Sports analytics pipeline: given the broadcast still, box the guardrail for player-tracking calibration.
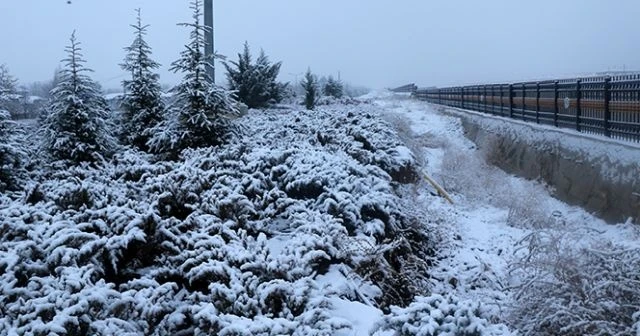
[390,83,418,93]
[413,74,640,142]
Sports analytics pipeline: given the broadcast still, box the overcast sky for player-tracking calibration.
[1,0,639,90]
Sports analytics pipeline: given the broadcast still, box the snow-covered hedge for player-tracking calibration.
[0,102,438,335]
[372,294,510,336]
[509,228,640,335]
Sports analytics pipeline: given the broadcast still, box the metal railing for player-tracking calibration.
[413,74,640,142]
[390,83,417,93]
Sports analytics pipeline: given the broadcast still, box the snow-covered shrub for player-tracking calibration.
[382,112,429,166]
[438,141,521,207]
[509,228,640,335]
[505,185,552,229]
[0,97,439,334]
[439,145,485,195]
[311,106,421,184]
[372,294,509,336]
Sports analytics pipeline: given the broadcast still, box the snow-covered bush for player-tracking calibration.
[509,227,640,335]
[40,32,116,164]
[372,294,509,336]
[505,186,551,229]
[1,98,440,334]
[438,145,489,196]
[310,106,421,184]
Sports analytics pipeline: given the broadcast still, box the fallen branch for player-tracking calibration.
[423,172,454,204]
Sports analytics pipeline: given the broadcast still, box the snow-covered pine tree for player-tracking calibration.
[0,65,24,190]
[224,42,254,106]
[120,8,165,152]
[323,76,343,99]
[0,109,21,191]
[301,68,317,110]
[255,49,288,106]
[40,31,116,164]
[149,0,238,153]
[0,64,19,118]
[224,41,287,108]
[0,64,18,102]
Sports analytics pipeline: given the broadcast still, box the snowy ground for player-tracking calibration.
[2,92,639,335]
[372,92,640,335]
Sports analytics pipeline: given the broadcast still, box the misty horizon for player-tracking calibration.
[1,0,639,90]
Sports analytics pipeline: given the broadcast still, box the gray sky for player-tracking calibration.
[1,0,639,90]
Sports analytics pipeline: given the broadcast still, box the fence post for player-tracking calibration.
[500,85,504,116]
[509,84,514,118]
[490,85,495,115]
[535,82,540,123]
[483,85,489,113]
[461,87,465,109]
[438,89,441,105]
[576,79,582,132]
[522,83,526,120]
[553,81,559,127]
[603,77,611,137]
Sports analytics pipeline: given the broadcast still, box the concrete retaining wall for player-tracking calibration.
[441,107,640,224]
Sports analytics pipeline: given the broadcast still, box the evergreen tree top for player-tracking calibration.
[121,8,160,75]
[120,8,165,152]
[41,31,115,164]
[171,0,214,85]
[0,64,18,99]
[224,41,286,109]
[53,31,100,98]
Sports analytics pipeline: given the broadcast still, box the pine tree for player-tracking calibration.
[255,49,288,105]
[120,8,165,152]
[0,66,25,190]
[40,31,116,164]
[301,68,317,110]
[0,64,19,118]
[0,64,18,102]
[0,108,20,191]
[149,0,238,153]
[224,41,287,109]
[323,76,343,99]
[225,42,253,107]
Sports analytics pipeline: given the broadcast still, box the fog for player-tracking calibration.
[1,0,639,89]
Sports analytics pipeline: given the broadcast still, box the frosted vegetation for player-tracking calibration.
[379,96,640,336]
[1,90,509,333]
[1,1,640,335]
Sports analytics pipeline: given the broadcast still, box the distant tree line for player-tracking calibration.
[0,0,369,187]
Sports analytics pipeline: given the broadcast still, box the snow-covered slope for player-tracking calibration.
[377,94,640,335]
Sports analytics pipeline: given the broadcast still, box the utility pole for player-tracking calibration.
[204,0,215,83]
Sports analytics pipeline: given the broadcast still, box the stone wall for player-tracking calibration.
[442,107,640,224]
